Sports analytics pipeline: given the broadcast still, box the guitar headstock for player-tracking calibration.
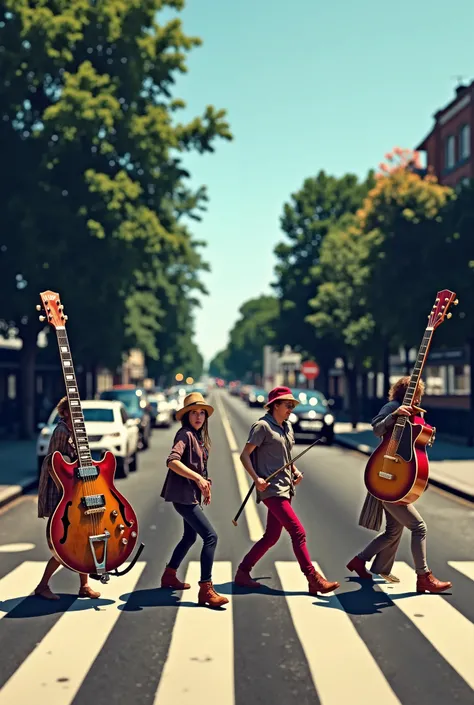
[428,289,458,329]
[36,290,68,328]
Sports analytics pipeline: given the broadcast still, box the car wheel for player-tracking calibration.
[115,456,129,479]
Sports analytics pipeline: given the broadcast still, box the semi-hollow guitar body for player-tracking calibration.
[48,450,139,574]
[364,419,435,505]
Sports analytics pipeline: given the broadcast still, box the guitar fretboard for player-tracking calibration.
[56,329,92,467]
[387,327,433,457]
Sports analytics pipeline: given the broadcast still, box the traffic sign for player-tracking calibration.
[301,360,320,380]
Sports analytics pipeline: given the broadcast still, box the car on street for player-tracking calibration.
[248,387,266,407]
[148,391,173,428]
[289,390,335,444]
[36,400,139,478]
[99,386,152,450]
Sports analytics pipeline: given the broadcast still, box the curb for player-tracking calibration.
[0,478,38,510]
[335,437,474,504]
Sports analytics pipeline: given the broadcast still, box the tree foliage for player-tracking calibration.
[0,0,231,434]
[209,296,279,381]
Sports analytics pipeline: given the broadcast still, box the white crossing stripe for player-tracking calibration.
[153,561,234,705]
[214,394,264,541]
[276,561,401,705]
[448,561,474,582]
[0,562,146,705]
[0,562,62,620]
[379,562,474,690]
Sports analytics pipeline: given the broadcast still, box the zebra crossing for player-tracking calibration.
[0,559,473,705]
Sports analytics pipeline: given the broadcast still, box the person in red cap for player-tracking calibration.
[234,386,340,595]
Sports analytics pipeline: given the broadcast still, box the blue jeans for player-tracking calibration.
[169,503,218,582]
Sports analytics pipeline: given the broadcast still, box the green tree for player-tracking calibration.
[272,171,374,389]
[0,1,231,435]
[356,148,454,384]
[222,295,279,382]
[208,350,229,380]
[307,215,376,425]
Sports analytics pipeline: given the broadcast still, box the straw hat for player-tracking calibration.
[176,391,214,421]
[264,386,299,410]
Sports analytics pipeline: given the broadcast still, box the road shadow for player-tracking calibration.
[314,577,453,615]
[1,594,116,618]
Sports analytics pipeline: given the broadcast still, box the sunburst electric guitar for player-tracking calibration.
[37,290,144,582]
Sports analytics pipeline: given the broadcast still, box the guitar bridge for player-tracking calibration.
[88,529,110,574]
[383,455,400,463]
[378,471,395,480]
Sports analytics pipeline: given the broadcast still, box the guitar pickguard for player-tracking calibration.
[397,424,414,463]
[59,501,72,544]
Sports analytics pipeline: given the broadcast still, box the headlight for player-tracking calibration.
[324,414,334,425]
[289,413,297,423]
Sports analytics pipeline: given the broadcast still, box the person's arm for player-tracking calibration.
[291,463,303,484]
[372,402,414,438]
[240,437,269,491]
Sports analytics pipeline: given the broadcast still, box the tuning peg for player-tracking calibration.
[39,315,46,322]
[454,299,459,305]
[36,305,41,311]
[63,315,68,320]
[447,313,452,319]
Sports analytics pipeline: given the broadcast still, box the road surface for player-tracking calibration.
[0,389,472,705]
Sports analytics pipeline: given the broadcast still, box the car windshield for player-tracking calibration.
[100,390,141,414]
[83,408,115,423]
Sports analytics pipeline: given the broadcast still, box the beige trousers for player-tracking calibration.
[358,502,428,575]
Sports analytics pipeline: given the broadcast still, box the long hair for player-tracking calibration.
[388,376,425,403]
[181,411,211,452]
[57,396,70,418]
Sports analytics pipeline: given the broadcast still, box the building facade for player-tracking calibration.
[416,81,473,188]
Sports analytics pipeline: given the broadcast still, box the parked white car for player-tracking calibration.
[36,400,139,479]
[148,392,173,428]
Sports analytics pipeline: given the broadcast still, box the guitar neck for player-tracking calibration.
[55,329,92,467]
[402,327,433,406]
[388,326,434,452]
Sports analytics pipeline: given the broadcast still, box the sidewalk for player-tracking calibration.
[0,440,38,508]
[334,422,474,502]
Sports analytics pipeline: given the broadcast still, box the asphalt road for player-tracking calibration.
[0,389,473,705]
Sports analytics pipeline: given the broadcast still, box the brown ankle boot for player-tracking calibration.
[234,567,262,589]
[78,585,101,599]
[416,571,452,594]
[307,570,340,595]
[346,556,372,580]
[198,581,229,607]
[161,566,190,590]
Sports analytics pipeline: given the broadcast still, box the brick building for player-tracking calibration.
[416,81,473,188]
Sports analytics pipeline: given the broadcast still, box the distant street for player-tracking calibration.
[0,389,473,705]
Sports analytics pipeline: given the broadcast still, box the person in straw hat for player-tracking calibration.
[160,391,228,608]
[234,386,340,595]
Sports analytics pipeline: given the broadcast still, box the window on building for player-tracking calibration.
[459,124,470,160]
[445,135,456,168]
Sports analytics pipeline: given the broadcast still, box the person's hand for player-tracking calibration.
[255,477,269,492]
[203,487,212,505]
[393,405,414,417]
[196,477,211,500]
[293,470,304,486]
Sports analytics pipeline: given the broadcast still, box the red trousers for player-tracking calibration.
[239,496,314,576]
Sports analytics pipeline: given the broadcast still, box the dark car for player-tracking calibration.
[289,391,335,445]
[248,387,266,407]
[99,386,152,451]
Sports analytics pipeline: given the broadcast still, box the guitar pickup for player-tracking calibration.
[383,455,400,463]
[81,494,106,510]
[378,471,395,480]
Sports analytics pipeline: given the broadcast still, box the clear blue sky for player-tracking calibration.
[164,0,474,365]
